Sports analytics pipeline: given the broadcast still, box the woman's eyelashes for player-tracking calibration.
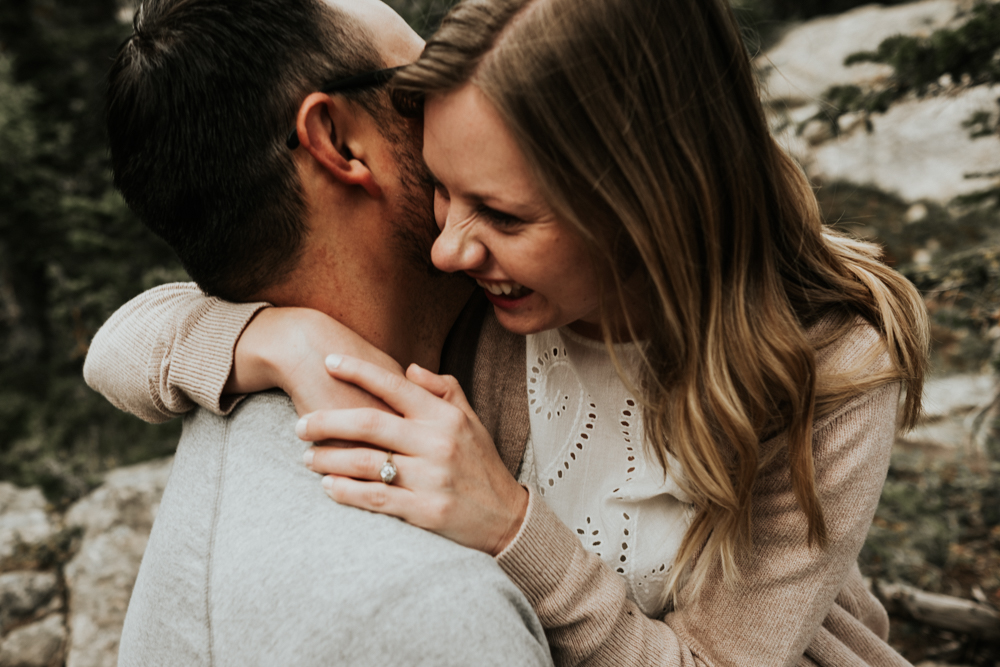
[475,204,523,228]
[430,177,523,228]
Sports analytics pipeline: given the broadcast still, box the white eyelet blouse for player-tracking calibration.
[517,326,695,619]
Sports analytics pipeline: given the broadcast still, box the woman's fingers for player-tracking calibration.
[305,445,408,486]
[321,475,416,519]
[296,408,420,456]
[405,364,476,419]
[325,354,433,417]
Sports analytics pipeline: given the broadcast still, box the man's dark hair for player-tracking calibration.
[106,0,383,300]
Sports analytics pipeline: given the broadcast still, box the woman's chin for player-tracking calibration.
[491,305,551,337]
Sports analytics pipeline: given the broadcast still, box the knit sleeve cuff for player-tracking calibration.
[495,487,582,605]
[159,299,270,416]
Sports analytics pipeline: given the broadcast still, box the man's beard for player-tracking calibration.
[384,123,445,278]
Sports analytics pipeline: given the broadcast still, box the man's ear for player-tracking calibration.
[293,93,382,199]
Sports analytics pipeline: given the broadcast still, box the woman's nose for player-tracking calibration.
[431,215,489,274]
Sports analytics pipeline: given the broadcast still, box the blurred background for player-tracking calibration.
[0,0,998,664]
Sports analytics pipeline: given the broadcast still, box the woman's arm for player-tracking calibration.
[84,283,268,422]
[84,283,399,423]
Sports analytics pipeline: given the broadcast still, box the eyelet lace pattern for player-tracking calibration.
[518,327,695,618]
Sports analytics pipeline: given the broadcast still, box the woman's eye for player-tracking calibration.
[478,205,522,228]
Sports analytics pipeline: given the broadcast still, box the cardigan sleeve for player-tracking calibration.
[496,360,903,666]
[83,282,269,423]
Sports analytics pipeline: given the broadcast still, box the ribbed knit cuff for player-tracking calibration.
[495,487,582,606]
[168,299,270,416]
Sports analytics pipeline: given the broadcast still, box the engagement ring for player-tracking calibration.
[379,453,397,485]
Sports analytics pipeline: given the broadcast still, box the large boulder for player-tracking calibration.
[0,571,59,634]
[0,613,66,667]
[901,373,998,451]
[758,0,962,104]
[759,0,1000,206]
[0,484,55,563]
[62,458,172,667]
[778,85,1000,204]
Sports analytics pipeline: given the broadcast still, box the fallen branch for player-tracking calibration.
[869,579,1000,639]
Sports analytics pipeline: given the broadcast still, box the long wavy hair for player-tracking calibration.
[393,0,929,597]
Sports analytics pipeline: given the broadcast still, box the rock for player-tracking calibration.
[901,373,997,450]
[62,458,171,667]
[0,485,54,563]
[0,614,66,667]
[757,0,960,104]
[0,572,59,634]
[780,85,1000,204]
[759,0,1000,206]
[921,373,995,420]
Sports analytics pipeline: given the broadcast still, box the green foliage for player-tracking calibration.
[846,2,1000,93]
[817,181,1000,373]
[860,453,1000,606]
[734,0,913,22]
[963,108,999,139]
[818,1,1000,124]
[816,84,897,125]
[811,2,1000,207]
[0,0,185,505]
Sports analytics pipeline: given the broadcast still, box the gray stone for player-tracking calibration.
[794,85,1000,204]
[63,458,172,667]
[0,484,54,563]
[757,0,961,104]
[921,373,995,421]
[0,572,59,634]
[0,614,66,667]
[900,373,997,451]
[760,1,1000,206]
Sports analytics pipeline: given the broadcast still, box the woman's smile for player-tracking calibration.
[475,278,531,299]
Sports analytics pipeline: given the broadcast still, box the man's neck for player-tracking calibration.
[266,252,474,373]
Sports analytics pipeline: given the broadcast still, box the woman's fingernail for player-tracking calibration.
[326,354,342,371]
[322,475,335,491]
[302,448,314,467]
[296,416,309,438]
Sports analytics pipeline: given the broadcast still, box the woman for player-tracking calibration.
[88,0,928,663]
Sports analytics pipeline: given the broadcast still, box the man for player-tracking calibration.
[89,0,548,664]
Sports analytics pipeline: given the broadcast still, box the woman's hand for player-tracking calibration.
[224,307,402,416]
[296,355,529,556]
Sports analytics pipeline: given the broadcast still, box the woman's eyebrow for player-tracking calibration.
[425,166,534,213]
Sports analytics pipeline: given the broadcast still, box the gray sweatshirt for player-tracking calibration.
[118,392,551,666]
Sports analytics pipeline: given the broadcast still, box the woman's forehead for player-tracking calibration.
[423,85,537,203]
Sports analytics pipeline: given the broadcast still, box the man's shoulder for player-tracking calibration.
[125,391,550,666]
[182,389,295,434]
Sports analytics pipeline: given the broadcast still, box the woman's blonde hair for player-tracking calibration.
[394,0,929,597]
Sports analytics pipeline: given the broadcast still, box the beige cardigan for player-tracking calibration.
[84,282,912,667]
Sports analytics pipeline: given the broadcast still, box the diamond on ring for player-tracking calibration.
[379,454,397,485]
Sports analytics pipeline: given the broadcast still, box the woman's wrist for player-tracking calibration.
[490,483,530,557]
[224,306,286,395]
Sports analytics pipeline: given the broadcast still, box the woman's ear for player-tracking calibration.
[293,92,382,199]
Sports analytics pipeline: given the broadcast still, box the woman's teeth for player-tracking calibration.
[476,279,529,298]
